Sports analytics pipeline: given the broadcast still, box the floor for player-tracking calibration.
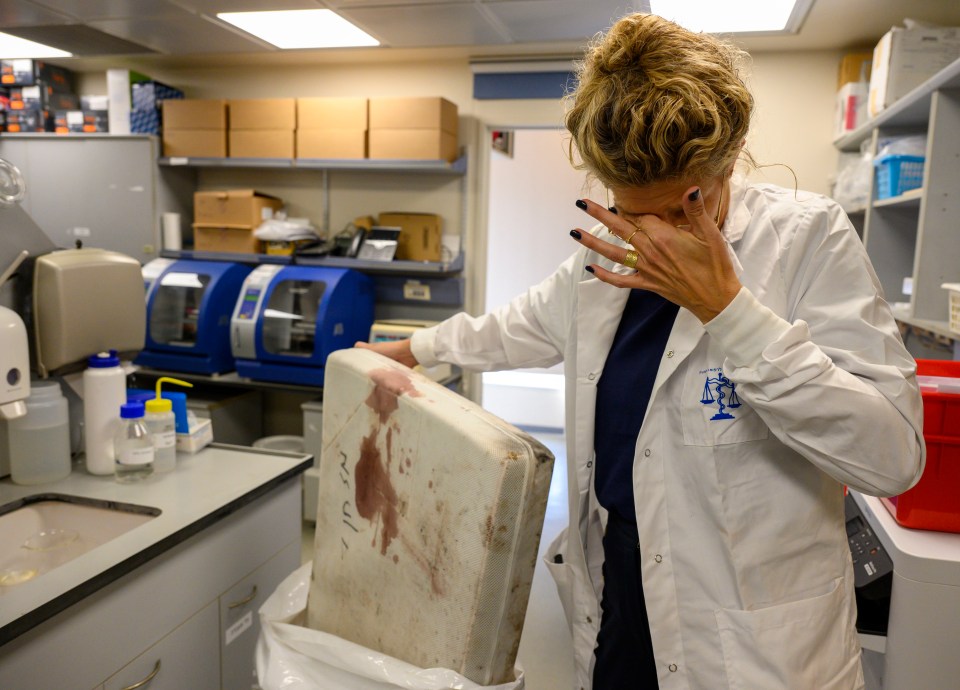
[299,430,576,690]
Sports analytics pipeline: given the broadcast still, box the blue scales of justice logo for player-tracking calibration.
[700,370,741,420]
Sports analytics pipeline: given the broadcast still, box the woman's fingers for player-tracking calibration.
[569,228,638,267]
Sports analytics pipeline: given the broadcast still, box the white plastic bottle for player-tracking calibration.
[114,401,154,483]
[144,377,192,473]
[83,350,126,475]
[8,380,71,485]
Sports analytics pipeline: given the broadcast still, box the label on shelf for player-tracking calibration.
[403,280,432,301]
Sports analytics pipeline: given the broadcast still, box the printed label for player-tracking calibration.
[403,280,431,301]
[225,610,253,646]
[118,445,154,466]
[154,430,176,449]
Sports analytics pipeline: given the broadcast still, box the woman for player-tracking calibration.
[360,13,924,690]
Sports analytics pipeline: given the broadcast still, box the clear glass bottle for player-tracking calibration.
[114,401,154,483]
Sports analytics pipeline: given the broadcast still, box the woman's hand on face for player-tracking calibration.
[354,339,420,368]
[571,186,742,323]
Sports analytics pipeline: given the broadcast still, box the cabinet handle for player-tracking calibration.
[228,584,258,609]
[120,659,161,690]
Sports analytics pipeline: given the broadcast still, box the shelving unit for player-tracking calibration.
[833,57,960,356]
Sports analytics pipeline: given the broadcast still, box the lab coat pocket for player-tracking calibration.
[715,578,863,690]
[681,364,768,446]
[544,532,575,630]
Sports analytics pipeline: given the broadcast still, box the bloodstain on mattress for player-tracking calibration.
[365,367,423,423]
[356,429,399,555]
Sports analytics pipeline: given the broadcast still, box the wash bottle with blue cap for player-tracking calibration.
[145,377,192,472]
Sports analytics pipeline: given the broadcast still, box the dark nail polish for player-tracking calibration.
[575,199,588,210]
[570,229,582,240]
[688,188,701,202]
[585,265,595,274]
[608,206,618,214]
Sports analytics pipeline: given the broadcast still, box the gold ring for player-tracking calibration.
[625,229,639,244]
[622,250,639,269]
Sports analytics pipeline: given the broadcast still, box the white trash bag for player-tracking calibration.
[257,564,525,690]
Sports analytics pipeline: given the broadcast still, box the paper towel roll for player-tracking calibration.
[162,212,182,250]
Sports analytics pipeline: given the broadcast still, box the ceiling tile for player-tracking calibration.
[88,13,272,54]
[481,0,626,43]
[169,0,325,13]
[27,0,184,20]
[338,3,511,46]
[0,0,74,27]
[2,24,158,55]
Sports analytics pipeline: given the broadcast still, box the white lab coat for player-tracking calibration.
[411,174,925,690]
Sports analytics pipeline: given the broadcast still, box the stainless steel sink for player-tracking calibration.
[0,494,160,591]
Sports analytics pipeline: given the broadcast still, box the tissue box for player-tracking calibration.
[176,417,213,453]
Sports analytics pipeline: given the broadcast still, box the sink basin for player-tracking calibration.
[0,494,160,591]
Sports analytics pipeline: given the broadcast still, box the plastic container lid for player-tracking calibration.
[88,350,120,368]
[120,401,145,419]
[145,397,172,414]
[26,380,63,401]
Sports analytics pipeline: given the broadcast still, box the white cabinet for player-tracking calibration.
[0,478,302,690]
[834,57,960,356]
[220,541,300,690]
[104,601,220,690]
[0,134,193,264]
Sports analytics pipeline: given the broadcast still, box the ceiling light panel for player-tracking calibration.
[217,9,379,48]
[649,0,805,34]
[0,31,71,58]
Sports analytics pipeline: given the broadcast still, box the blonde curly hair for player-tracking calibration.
[565,13,753,188]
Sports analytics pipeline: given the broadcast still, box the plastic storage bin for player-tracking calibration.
[881,359,960,533]
[873,154,924,199]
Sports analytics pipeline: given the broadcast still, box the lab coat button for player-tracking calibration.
[643,449,651,457]
[586,461,593,468]
[654,554,663,563]
[587,373,596,381]
[666,350,675,358]
[669,663,678,672]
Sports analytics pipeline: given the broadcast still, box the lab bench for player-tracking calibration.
[0,444,311,690]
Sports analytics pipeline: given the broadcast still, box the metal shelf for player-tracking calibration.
[834,56,960,152]
[158,154,467,176]
[159,248,464,277]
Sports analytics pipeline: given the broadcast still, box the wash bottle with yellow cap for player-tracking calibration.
[145,377,193,473]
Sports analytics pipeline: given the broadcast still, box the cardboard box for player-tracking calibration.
[378,212,442,262]
[296,129,366,159]
[9,84,78,111]
[369,97,457,133]
[369,128,458,162]
[229,129,295,158]
[162,129,228,157]
[868,26,960,118]
[5,109,51,132]
[162,99,228,129]
[192,226,263,254]
[54,109,109,134]
[1,59,75,90]
[297,98,368,129]
[837,51,873,88]
[834,81,869,140]
[194,189,283,228]
[229,98,296,130]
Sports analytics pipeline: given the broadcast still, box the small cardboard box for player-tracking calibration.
[837,51,873,88]
[297,97,368,129]
[369,97,458,133]
[868,26,960,117]
[194,189,283,228]
[229,129,295,158]
[162,99,228,129]
[378,212,442,262]
[229,98,296,130]
[162,129,227,157]
[192,226,262,254]
[369,128,458,162]
[296,129,367,159]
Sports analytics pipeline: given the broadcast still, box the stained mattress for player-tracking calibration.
[307,348,555,685]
